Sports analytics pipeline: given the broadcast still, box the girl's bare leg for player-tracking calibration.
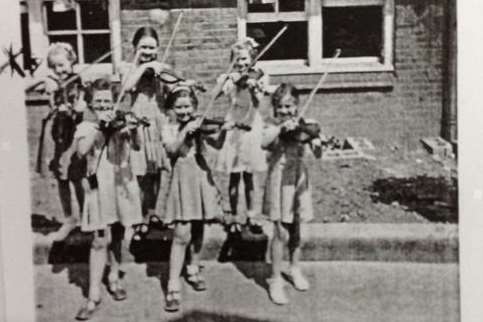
[269,222,289,304]
[88,230,108,301]
[72,179,85,214]
[228,172,241,216]
[287,220,309,291]
[57,179,72,218]
[168,222,192,291]
[242,172,254,212]
[185,221,206,291]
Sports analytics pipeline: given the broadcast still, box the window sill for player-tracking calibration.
[73,63,114,81]
[258,60,394,76]
[267,69,395,92]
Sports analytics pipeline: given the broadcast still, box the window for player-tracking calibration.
[237,0,394,74]
[43,0,111,64]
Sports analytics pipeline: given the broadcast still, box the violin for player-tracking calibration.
[142,66,207,92]
[185,115,251,136]
[52,74,83,109]
[228,67,265,90]
[278,117,321,143]
[99,110,150,136]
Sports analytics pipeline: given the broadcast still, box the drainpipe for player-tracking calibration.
[442,0,457,147]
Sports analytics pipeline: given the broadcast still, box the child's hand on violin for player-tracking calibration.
[222,120,236,131]
[281,118,298,132]
[123,113,139,131]
[98,110,115,124]
[184,118,201,136]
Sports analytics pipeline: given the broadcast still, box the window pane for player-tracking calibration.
[49,35,78,58]
[247,21,307,60]
[45,2,76,31]
[83,34,111,63]
[322,6,382,58]
[80,1,109,29]
[279,0,304,12]
[247,2,275,13]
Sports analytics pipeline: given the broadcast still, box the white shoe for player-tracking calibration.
[268,277,288,305]
[287,267,310,291]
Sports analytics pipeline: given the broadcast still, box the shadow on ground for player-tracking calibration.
[167,310,276,322]
[370,175,458,223]
[31,213,62,235]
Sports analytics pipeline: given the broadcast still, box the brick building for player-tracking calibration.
[20,0,457,148]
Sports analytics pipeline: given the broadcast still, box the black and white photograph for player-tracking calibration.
[1,0,477,321]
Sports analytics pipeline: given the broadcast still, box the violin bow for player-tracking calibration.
[199,58,237,123]
[114,50,141,110]
[251,23,288,67]
[297,49,341,120]
[160,11,184,64]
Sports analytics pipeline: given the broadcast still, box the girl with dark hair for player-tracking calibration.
[161,85,230,312]
[73,78,143,320]
[120,26,172,238]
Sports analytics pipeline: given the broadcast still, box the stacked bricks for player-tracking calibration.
[120,1,449,148]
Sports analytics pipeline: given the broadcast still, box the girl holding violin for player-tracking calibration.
[214,38,268,234]
[42,42,86,240]
[161,84,230,312]
[73,78,144,320]
[262,83,322,305]
[120,26,173,238]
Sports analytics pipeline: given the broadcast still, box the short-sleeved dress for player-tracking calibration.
[74,121,143,231]
[214,71,268,174]
[159,122,223,223]
[262,120,320,224]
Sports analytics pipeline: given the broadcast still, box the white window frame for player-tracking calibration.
[237,0,394,75]
[36,0,121,75]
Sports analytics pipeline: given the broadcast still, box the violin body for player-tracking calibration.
[52,74,83,107]
[141,66,207,92]
[279,118,321,143]
[185,115,251,137]
[229,67,265,90]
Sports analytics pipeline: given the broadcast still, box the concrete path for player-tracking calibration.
[35,261,459,322]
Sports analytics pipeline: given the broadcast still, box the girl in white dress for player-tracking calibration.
[73,78,143,320]
[214,38,268,233]
[162,85,230,312]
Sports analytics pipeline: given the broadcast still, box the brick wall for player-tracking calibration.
[120,0,450,149]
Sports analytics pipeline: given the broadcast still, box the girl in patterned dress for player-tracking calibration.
[120,27,171,236]
[262,83,322,305]
[73,78,143,320]
[162,85,230,312]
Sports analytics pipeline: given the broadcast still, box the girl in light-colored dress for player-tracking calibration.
[120,27,171,235]
[73,78,143,320]
[262,83,322,305]
[214,38,268,233]
[161,85,230,312]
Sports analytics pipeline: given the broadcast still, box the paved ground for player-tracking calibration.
[35,261,459,322]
